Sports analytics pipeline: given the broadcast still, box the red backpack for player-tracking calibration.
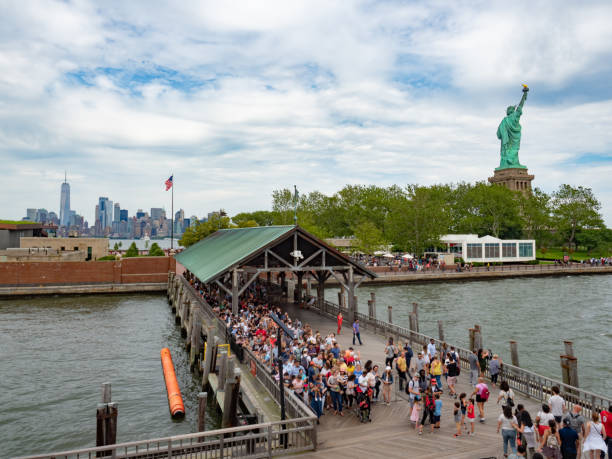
[479,385,490,401]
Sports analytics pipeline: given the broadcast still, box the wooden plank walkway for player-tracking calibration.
[281,302,543,458]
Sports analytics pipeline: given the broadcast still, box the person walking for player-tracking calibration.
[468,349,480,386]
[563,405,585,458]
[600,405,612,459]
[559,417,579,459]
[381,366,393,405]
[352,319,362,345]
[489,354,501,387]
[430,355,443,391]
[539,420,562,459]
[327,369,344,416]
[471,376,490,423]
[548,386,566,425]
[396,351,407,391]
[446,355,459,398]
[582,412,607,459]
[497,405,520,458]
[419,387,436,435]
[497,381,515,411]
[517,404,537,458]
[384,337,396,368]
[337,312,343,334]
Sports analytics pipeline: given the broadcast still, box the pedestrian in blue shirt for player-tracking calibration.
[433,393,443,430]
[353,319,362,345]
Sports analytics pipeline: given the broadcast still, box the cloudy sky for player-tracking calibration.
[2,0,612,224]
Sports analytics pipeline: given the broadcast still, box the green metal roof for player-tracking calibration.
[175,226,294,283]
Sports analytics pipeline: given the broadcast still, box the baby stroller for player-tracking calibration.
[356,387,372,423]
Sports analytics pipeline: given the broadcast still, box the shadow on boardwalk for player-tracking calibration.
[281,302,543,459]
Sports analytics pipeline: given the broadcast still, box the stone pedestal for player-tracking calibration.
[488,168,534,193]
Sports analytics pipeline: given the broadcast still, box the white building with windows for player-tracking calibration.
[439,234,535,263]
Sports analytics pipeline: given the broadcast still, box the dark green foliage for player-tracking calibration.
[148,242,165,256]
[124,242,139,257]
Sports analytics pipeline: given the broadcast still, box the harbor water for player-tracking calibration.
[327,274,612,396]
[0,294,219,458]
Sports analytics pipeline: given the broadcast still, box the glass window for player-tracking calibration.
[519,242,533,257]
[485,243,500,258]
[466,243,482,258]
[502,243,517,258]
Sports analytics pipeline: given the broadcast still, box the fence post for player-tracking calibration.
[510,340,519,367]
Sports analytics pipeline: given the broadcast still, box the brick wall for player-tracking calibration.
[0,256,176,286]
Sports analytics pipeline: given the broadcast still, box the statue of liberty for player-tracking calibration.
[496,85,529,170]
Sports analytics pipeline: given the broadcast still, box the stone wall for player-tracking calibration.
[0,256,176,286]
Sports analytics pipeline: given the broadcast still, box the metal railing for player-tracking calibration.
[16,418,316,459]
[363,263,612,277]
[313,299,611,416]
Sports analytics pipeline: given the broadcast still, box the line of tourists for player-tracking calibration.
[184,270,382,424]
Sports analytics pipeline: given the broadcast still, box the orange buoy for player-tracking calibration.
[160,348,185,418]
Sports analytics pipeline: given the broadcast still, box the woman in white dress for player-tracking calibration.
[582,412,607,458]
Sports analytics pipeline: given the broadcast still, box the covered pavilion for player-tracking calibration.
[174,225,376,324]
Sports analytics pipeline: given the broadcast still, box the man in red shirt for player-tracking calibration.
[337,312,343,334]
[601,405,612,459]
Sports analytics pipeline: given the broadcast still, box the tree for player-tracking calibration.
[232,211,274,227]
[386,185,451,256]
[551,184,604,249]
[271,188,295,225]
[124,242,139,257]
[518,187,552,246]
[148,242,165,256]
[179,212,232,248]
[451,182,521,238]
[352,221,386,255]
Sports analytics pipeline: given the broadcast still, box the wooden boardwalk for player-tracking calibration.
[281,302,543,459]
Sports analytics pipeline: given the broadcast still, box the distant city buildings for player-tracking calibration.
[20,176,204,239]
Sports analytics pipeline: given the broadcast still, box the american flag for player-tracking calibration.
[165,175,173,191]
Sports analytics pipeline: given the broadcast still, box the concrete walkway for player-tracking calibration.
[281,302,543,459]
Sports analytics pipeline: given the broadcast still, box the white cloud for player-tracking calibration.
[0,0,611,225]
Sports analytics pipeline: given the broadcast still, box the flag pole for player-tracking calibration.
[171,173,174,251]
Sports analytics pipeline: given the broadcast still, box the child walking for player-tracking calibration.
[467,398,476,435]
[453,401,462,437]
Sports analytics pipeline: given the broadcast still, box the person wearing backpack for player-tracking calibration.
[419,387,436,435]
[471,376,490,423]
[497,381,515,411]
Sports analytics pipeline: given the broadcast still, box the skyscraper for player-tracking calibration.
[96,197,113,232]
[114,203,121,222]
[59,174,71,227]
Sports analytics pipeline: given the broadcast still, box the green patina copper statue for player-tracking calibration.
[496,85,529,170]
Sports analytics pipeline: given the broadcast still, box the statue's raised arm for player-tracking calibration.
[516,85,528,113]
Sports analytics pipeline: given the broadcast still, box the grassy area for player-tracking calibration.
[0,220,37,225]
[537,249,599,261]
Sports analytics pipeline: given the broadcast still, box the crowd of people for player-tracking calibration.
[183,269,611,459]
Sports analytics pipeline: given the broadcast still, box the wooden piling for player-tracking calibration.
[412,303,419,332]
[387,305,393,324]
[368,292,377,320]
[510,341,519,367]
[218,351,228,389]
[106,402,118,448]
[409,313,417,347]
[222,368,241,428]
[197,392,208,433]
[469,328,475,351]
[202,328,216,389]
[96,402,118,456]
[437,320,444,341]
[474,325,483,350]
[561,340,579,388]
[190,310,202,372]
[102,382,111,404]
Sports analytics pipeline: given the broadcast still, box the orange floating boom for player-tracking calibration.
[160,348,185,418]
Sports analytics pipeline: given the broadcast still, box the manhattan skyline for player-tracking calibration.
[1,1,611,224]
